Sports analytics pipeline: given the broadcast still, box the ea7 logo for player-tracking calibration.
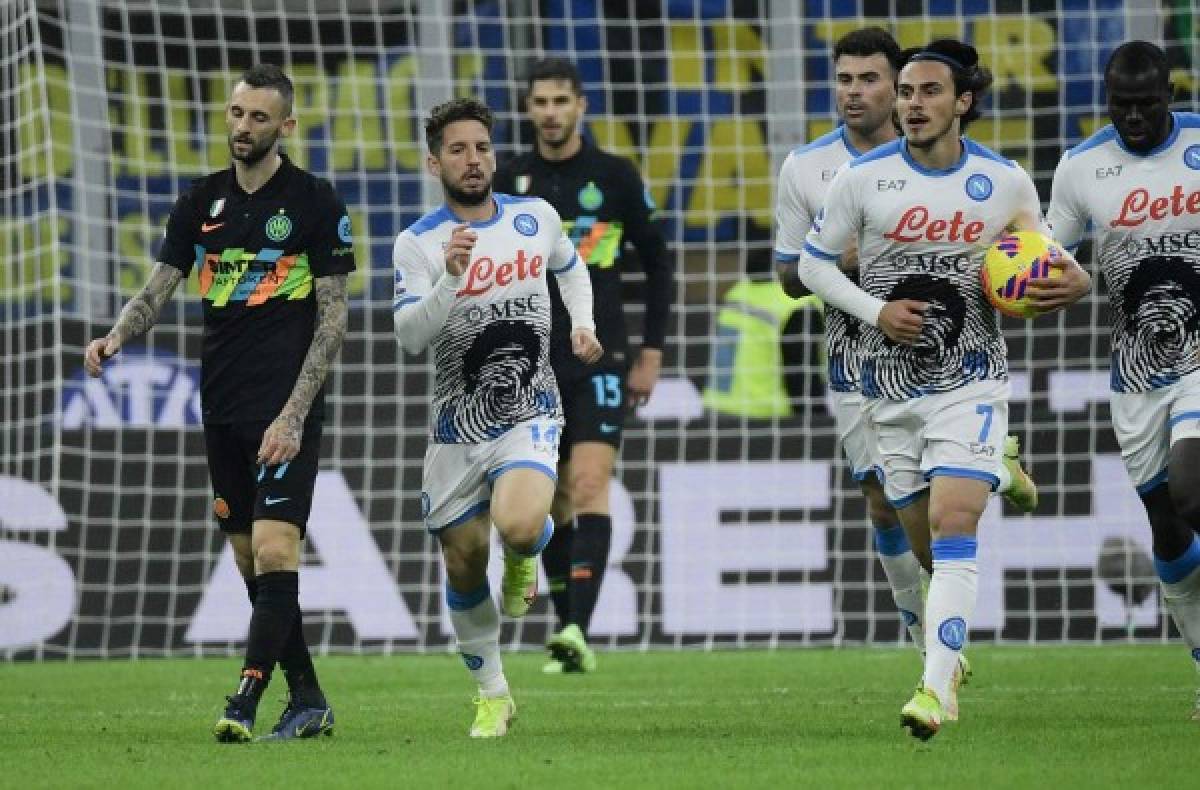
[1095,165,1122,179]
[877,179,906,191]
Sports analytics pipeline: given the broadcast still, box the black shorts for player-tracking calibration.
[558,366,627,452]
[202,420,322,536]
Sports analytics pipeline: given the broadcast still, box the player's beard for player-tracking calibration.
[844,107,893,141]
[905,114,956,151]
[228,129,279,166]
[444,172,492,206]
[537,123,572,150]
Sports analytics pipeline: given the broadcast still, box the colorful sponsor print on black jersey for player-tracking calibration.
[194,246,312,306]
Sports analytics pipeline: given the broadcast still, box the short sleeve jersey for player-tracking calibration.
[392,194,579,443]
[804,138,1047,400]
[157,155,356,424]
[1047,112,1200,393]
[775,125,868,392]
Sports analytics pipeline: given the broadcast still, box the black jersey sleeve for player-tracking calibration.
[615,157,672,350]
[308,179,356,277]
[157,187,200,275]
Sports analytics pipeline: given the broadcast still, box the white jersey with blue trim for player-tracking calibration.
[804,137,1046,401]
[392,193,585,443]
[775,125,867,393]
[1047,112,1200,393]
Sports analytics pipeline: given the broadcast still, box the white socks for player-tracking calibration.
[1155,537,1200,664]
[923,537,978,706]
[446,582,508,698]
[874,524,927,650]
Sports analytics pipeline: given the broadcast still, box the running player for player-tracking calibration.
[392,97,602,737]
[795,39,1090,739]
[775,28,1036,680]
[495,57,672,673]
[1046,40,1200,719]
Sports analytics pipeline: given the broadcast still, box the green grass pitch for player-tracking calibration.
[2,646,1195,788]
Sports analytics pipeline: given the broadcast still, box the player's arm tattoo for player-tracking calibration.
[109,263,184,344]
[279,274,350,430]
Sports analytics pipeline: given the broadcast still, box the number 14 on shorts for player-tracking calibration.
[530,422,561,453]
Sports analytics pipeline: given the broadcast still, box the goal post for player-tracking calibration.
[1,0,1195,658]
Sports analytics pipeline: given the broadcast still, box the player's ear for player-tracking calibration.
[279,115,297,139]
[956,90,973,118]
[426,151,441,178]
[578,91,588,115]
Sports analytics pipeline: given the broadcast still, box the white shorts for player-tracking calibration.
[864,379,1009,507]
[1111,370,1200,492]
[833,390,880,482]
[421,417,561,533]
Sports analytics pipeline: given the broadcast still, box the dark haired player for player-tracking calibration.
[796,39,1089,738]
[85,64,353,742]
[1048,40,1200,720]
[494,57,672,674]
[392,97,602,737]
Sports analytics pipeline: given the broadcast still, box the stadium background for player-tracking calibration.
[1,0,1197,659]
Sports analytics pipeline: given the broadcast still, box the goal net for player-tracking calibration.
[2,0,1196,658]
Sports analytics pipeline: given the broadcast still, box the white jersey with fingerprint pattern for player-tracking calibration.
[1048,112,1200,393]
[393,194,578,443]
[804,137,1047,400]
[775,125,868,393]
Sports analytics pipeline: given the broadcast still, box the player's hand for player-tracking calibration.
[571,328,603,365]
[775,261,812,299]
[258,414,303,467]
[1025,253,1091,313]
[444,224,477,277]
[877,299,928,345]
[84,335,121,377]
[838,241,859,272]
[627,347,662,407]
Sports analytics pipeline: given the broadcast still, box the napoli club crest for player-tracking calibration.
[1184,145,1200,171]
[513,213,538,236]
[965,173,993,201]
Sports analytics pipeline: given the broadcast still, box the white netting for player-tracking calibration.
[1,0,1196,658]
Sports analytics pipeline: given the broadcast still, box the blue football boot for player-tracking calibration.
[213,694,256,743]
[258,693,335,741]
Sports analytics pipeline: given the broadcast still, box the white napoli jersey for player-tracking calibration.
[393,194,576,443]
[775,126,866,392]
[1048,112,1200,393]
[805,138,1046,400]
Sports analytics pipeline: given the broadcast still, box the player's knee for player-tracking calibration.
[568,469,610,511]
[442,540,489,582]
[492,510,545,552]
[252,541,295,573]
[928,505,981,537]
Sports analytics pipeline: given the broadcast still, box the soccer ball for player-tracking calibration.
[981,231,1065,319]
